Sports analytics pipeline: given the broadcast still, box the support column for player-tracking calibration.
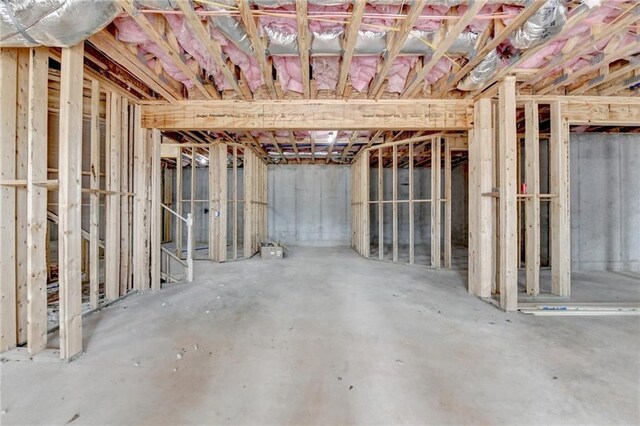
[550,101,570,296]
[150,129,161,290]
[105,92,121,301]
[0,48,18,352]
[209,144,227,262]
[89,80,100,309]
[498,76,518,311]
[524,101,540,296]
[431,137,441,268]
[58,43,84,360]
[243,149,253,258]
[26,47,49,355]
[378,148,383,260]
[361,150,370,258]
[133,105,150,291]
[392,144,398,262]
[444,137,452,268]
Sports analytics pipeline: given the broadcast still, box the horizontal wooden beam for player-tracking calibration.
[141,100,473,130]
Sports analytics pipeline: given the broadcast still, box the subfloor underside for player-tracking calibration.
[1,247,639,425]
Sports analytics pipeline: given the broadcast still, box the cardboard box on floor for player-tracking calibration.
[261,245,283,260]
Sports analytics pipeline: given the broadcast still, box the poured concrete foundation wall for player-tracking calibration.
[268,165,351,246]
[571,133,640,272]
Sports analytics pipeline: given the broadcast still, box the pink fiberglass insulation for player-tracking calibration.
[217,32,264,91]
[387,56,418,93]
[349,56,379,93]
[273,56,303,93]
[425,57,453,86]
[462,4,501,33]
[114,16,194,88]
[164,13,229,90]
[413,5,449,32]
[308,4,348,32]
[312,57,339,90]
[361,3,400,29]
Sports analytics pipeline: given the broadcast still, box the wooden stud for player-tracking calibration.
[89,80,100,309]
[550,101,571,297]
[151,129,161,291]
[362,150,370,258]
[378,148,384,260]
[232,146,238,259]
[0,48,18,352]
[244,149,253,258]
[444,137,452,268]
[58,43,84,360]
[392,144,398,262]
[469,101,494,297]
[409,141,415,265]
[106,92,121,301]
[26,47,49,355]
[431,137,441,268]
[176,147,183,258]
[16,49,29,344]
[524,102,540,296]
[498,77,518,311]
[120,99,130,296]
[133,105,150,291]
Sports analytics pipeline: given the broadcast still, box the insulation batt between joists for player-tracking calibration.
[104,0,636,97]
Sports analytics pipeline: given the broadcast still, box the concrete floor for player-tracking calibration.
[2,246,639,425]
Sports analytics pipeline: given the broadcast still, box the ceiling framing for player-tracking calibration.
[81,1,640,163]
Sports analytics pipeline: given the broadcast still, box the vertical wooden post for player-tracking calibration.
[190,146,196,257]
[232,146,238,260]
[176,147,183,258]
[244,149,253,258]
[150,129,161,290]
[431,137,441,268]
[0,48,18,352]
[26,47,49,355]
[473,99,494,298]
[550,101,570,297]
[120,99,130,296]
[210,144,228,262]
[498,76,518,311]
[524,101,540,296]
[444,137,452,268]
[133,105,149,291]
[378,148,383,260]
[58,43,84,360]
[106,92,121,300]
[16,50,29,344]
[392,144,398,262]
[361,150,370,258]
[409,141,414,264]
[89,80,100,309]
[209,145,220,260]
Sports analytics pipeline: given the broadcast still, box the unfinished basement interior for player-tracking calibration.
[1,0,639,424]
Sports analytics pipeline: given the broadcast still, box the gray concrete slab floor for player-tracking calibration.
[1,246,639,425]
